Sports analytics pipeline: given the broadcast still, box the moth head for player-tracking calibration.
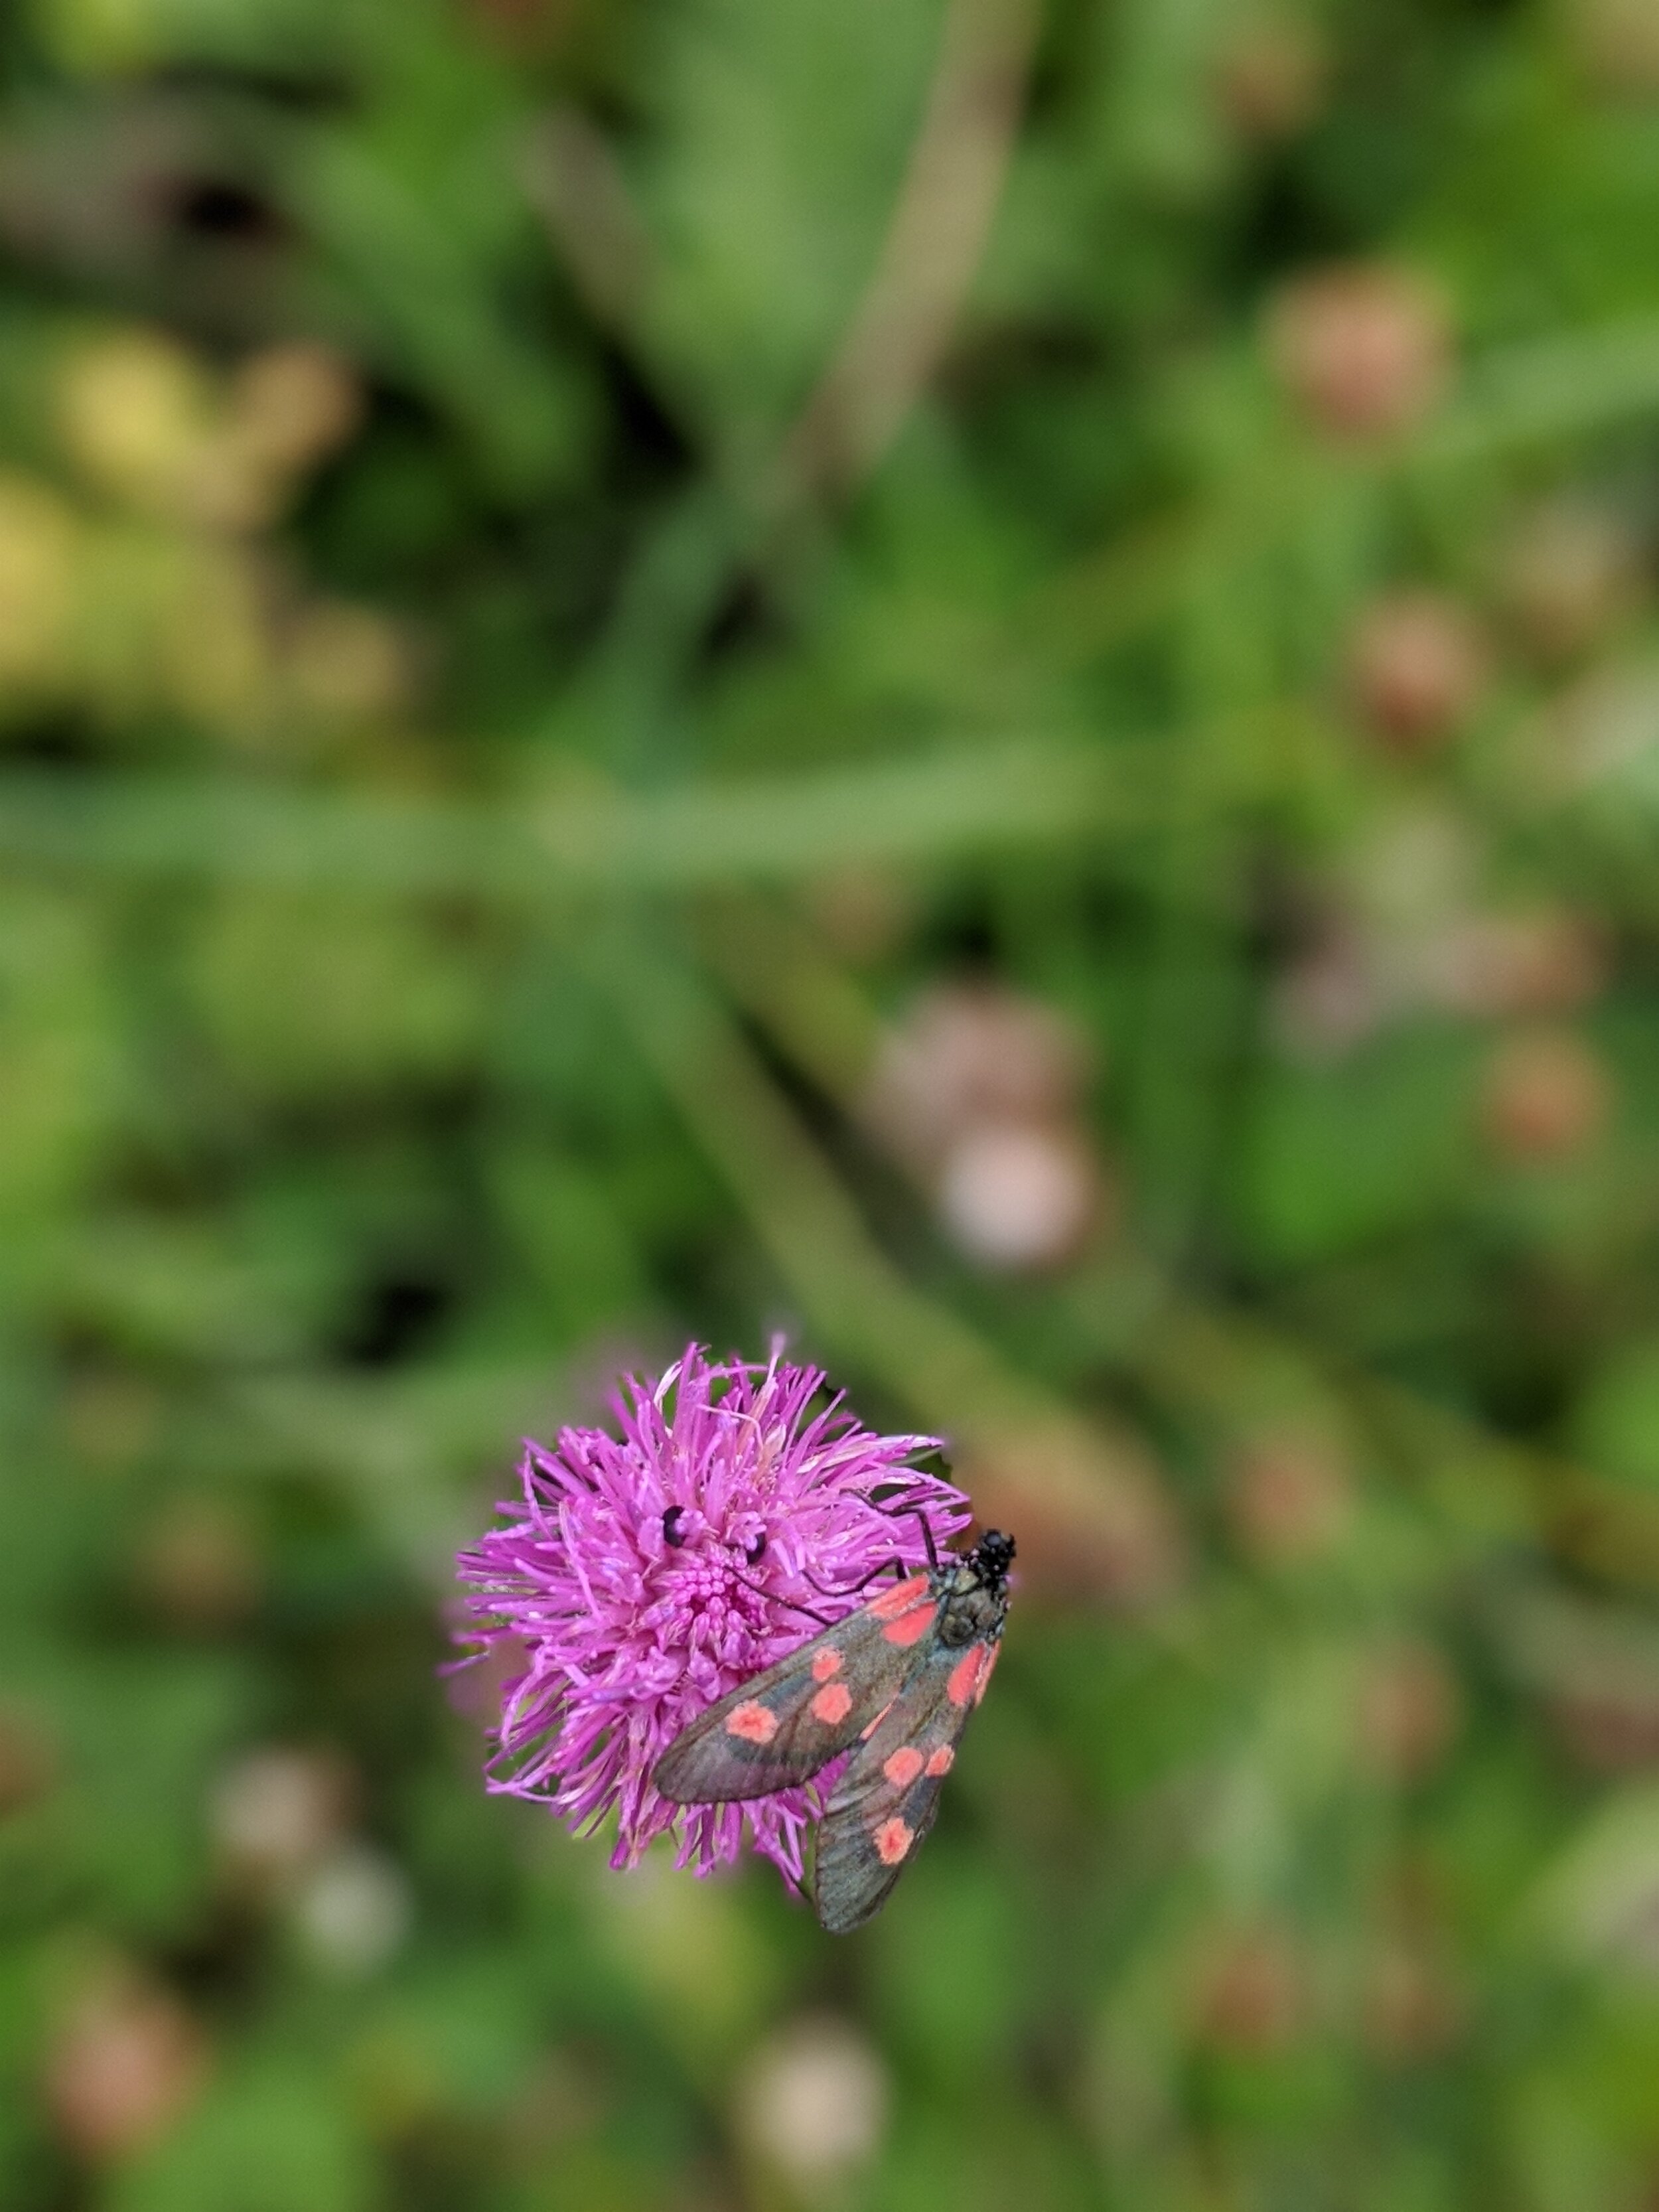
[972,1528,1016,1587]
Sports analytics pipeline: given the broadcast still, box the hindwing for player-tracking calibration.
[813,1631,1000,1933]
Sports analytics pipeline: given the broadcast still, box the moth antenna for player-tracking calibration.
[860,1495,945,1573]
[901,1505,941,1574]
[726,1567,836,1629]
[796,1497,947,1603]
[733,1500,945,1620]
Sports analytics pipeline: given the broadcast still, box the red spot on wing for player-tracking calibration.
[873,1816,914,1864]
[810,1647,843,1681]
[811,1682,853,1725]
[947,1641,1000,1707]
[881,1601,936,1648]
[883,1746,924,1788]
[725,1700,778,1744]
[869,1574,929,1622]
[925,1745,955,1777]
[860,1699,895,1741]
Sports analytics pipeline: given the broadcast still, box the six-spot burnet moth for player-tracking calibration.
[654,1525,1015,1933]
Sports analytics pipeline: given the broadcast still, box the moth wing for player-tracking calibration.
[652,1574,940,1803]
[813,1631,1000,1934]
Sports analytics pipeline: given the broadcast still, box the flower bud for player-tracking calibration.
[1225,1431,1354,1564]
[1502,498,1644,662]
[56,329,211,513]
[1356,1641,1461,1783]
[285,602,409,723]
[1215,15,1327,141]
[228,342,361,475]
[1360,1940,1462,2061]
[1422,909,1605,1019]
[133,1497,261,1631]
[44,1976,206,2162]
[1549,1690,1659,1774]
[863,984,1090,1175]
[1480,1027,1611,1163]
[1194,1927,1305,2053]
[1267,264,1452,438]
[735,2014,888,2197]
[1348,591,1488,752]
[292,1844,411,1976]
[1271,928,1386,1060]
[208,1745,355,1893]
[936,1120,1104,1272]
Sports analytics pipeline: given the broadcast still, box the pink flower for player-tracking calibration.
[452,1345,968,1884]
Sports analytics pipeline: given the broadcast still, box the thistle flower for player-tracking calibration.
[452,1345,968,1884]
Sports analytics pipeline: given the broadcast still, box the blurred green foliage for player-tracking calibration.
[5,0,1659,2207]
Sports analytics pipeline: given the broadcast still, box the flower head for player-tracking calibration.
[452,1345,968,1884]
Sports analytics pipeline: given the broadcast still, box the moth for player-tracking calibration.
[654,1527,1015,1933]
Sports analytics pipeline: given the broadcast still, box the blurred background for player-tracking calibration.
[5,0,1659,2206]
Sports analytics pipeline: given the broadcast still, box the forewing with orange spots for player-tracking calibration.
[652,1575,942,1803]
[655,1528,1015,1930]
[813,1630,1001,1934]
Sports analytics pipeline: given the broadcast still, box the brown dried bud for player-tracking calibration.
[1502,499,1644,662]
[1215,16,1328,142]
[1225,1431,1354,1565]
[132,1498,261,1631]
[229,343,361,475]
[1195,1927,1305,2054]
[1348,591,1489,752]
[44,1978,207,2162]
[1480,1027,1611,1163]
[1421,909,1605,1019]
[1267,265,1452,439]
[1548,1692,1659,1775]
[0,1704,56,1816]
[863,984,1091,1175]
[1356,1641,1461,1783]
[1360,1941,1463,2061]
